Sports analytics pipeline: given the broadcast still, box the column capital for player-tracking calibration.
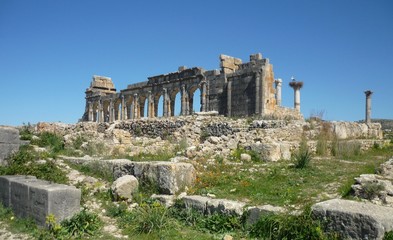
[364,90,373,97]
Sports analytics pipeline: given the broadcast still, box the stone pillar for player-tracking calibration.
[88,102,93,122]
[255,72,260,115]
[181,85,189,116]
[121,96,125,120]
[365,90,373,124]
[109,100,114,122]
[289,78,303,112]
[133,94,138,119]
[98,100,104,123]
[227,78,232,117]
[275,78,282,106]
[163,88,168,117]
[147,91,153,118]
[201,82,207,112]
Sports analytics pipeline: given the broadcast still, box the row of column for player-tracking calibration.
[87,83,207,122]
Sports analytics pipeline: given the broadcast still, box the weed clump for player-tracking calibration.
[293,137,312,169]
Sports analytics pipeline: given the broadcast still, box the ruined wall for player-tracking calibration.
[82,53,289,122]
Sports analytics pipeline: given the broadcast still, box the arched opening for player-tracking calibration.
[103,100,110,122]
[155,94,164,117]
[139,96,148,118]
[189,86,201,114]
[115,99,121,120]
[170,89,181,116]
[125,96,133,120]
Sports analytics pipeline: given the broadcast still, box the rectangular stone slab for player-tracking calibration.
[0,175,36,208]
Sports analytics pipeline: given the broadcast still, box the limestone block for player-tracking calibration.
[206,198,245,216]
[151,194,176,207]
[113,161,196,195]
[240,153,251,162]
[0,126,20,164]
[245,205,286,225]
[0,126,19,143]
[312,199,393,240]
[29,182,81,225]
[111,175,139,201]
[0,175,36,208]
[182,195,210,213]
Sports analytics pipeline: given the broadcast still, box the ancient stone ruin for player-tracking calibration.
[81,53,302,122]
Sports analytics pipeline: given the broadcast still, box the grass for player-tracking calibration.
[192,144,393,207]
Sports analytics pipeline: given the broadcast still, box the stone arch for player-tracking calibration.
[92,101,99,122]
[154,92,164,118]
[138,94,148,118]
[188,84,202,114]
[170,87,181,116]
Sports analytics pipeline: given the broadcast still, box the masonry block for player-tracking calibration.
[0,175,36,208]
[0,176,81,226]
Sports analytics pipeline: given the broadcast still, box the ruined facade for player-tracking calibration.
[81,53,301,122]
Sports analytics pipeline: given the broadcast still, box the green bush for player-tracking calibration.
[293,148,313,169]
[384,231,393,240]
[230,146,261,162]
[34,131,65,153]
[331,140,361,159]
[1,146,68,184]
[249,207,330,240]
[362,182,385,200]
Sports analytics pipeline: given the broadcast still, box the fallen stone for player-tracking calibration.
[246,205,286,225]
[312,199,393,240]
[113,161,196,195]
[111,175,139,201]
[206,198,245,216]
[182,195,210,213]
[151,194,176,207]
[0,176,81,226]
[240,153,251,162]
[0,126,21,164]
[222,234,233,240]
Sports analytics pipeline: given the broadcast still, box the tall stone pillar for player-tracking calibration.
[109,100,114,122]
[365,90,373,124]
[255,72,260,115]
[133,94,138,119]
[121,96,125,120]
[147,91,153,119]
[88,102,93,122]
[289,78,303,112]
[181,85,189,116]
[163,88,168,117]
[275,78,282,106]
[227,78,232,117]
[98,100,104,123]
[201,82,207,112]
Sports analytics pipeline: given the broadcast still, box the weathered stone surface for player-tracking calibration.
[113,161,196,195]
[182,195,210,213]
[0,176,81,226]
[312,199,393,240]
[331,122,383,140]
[111,175,138,201]
[0,126,21,164]
[240,153,251,162]
[151,194,176,207]
[206,198,246,216]
[246,205,286,225]
[0,175,36,208]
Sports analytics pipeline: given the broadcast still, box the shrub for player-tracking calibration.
[362,182,385,200]
[293,138,312,169]
[230,146,261,162]
[249,207,329,240]
[32,131,65,154]
[331,140,361,159]
[384,231,393,240]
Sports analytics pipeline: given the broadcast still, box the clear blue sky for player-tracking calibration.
[1,0,392,126]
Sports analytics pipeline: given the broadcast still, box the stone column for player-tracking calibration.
[201,82,207,112]
[255,72,260,115]
[133,94,138,119]
[98,100,104,123]
[227,78,232,117]
[163,88,168,117]
[109,100,114,122]
[275,78,282,106]
[365,90,373,124]
[88,102,93,122]
[147,91,153,118]
[121,96,125,120]
[289,78,303,112]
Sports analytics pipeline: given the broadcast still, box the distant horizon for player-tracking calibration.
[1,0,392,126]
